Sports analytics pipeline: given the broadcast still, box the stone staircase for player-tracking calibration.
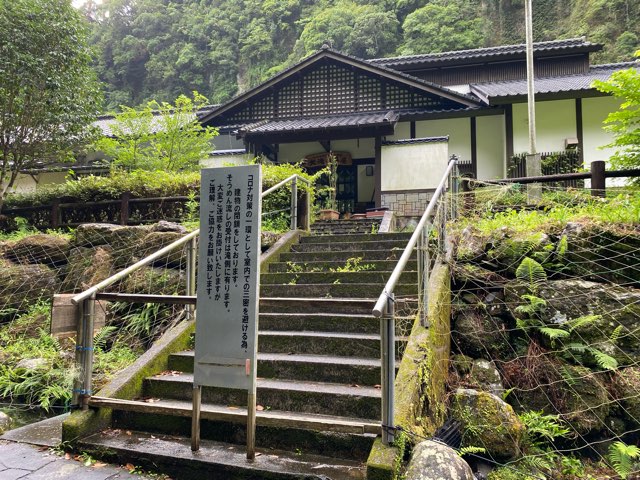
[79,220,417,479]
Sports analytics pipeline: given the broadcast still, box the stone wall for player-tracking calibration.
[381,190,434,216]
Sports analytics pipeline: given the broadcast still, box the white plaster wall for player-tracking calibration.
[37,172,68,187]
[415,118,470,161]
[381,141,449,191]
[385,122,411,142]
[201,154,252,168]
[476,115,506,179]
[278,138,376,164]
[512,99,577,154]
[582,96,622,165]
[212,133,245,151]
[4,174,37,194]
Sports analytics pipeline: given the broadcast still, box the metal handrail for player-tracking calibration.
[372,159,458,317]
[72,173,310,305]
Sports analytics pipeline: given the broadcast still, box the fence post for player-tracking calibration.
[304,186,311,231]
[120,192,131,225]
[51,199,61,229]
[381,292,395,446]
[81,294,96,410]
[590,160,606,197]
[290,177,298,231]
[71,300,85,408]
[186,236,197,320]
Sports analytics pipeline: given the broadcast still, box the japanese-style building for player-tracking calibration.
[199,38,638,215]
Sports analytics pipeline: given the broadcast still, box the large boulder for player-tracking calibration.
[121,265,185,295]
[451,388,524,460]
[468,359,504,397]
[73,223,122,247]
[613,367,640,428]
[561,222,640,286]
[506,279,640,365]
[486,231,553,275]
[60,246,115,293]
[136,231,186,268]
[405,440,474,480]
[455,226,488,262]
[109,225,152,268]
[4,234,70,267]
[0,411,12,434]
[150,220,187,234]
[452,310,510,359]
[0,260,58,317]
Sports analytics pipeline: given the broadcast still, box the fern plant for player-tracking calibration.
[608,441,640,479]
[515,257,547,293]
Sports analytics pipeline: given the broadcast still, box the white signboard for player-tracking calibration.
[194,165,261,391]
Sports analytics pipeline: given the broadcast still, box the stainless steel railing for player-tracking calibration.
[372,158,459,445]
[70,172,311,410]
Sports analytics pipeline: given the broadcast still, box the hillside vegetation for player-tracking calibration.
[82,0,640,110]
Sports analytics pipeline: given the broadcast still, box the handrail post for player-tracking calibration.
[120,192,131,225]
[381,293,395,445]
[305,183,311,231]
[186,236,197,320]
[590,160,606,197]
[290,177,298,231]
[81,293,96,410]
[422,223,431,327]
[71,300,85,408]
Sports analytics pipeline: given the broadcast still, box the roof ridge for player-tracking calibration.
[371,37,597,64]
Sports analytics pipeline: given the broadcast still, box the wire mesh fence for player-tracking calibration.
[447,181,640,479]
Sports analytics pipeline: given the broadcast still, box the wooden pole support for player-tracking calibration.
[591,160,606,197]
[247,392,257,460]
[191,385,202,451]
[120,192,131,225]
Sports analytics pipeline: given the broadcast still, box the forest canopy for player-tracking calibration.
[80,0,640,111]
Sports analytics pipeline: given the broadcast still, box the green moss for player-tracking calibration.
[366,437,401,480]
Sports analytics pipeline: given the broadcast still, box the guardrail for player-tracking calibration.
[372,158,459,445]
[69,173,310,410]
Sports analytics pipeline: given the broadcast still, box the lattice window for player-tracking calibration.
[253,95,274,118]
[386,84,413,109]
[414,93,443,109]
[302,65,329,116]
[329,65,355,114]
[359,76,381,111]
[279,81,301,118]
[228,106,252,123]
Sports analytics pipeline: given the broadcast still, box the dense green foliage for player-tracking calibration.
[96,92,218,172]
[0,0,101,210]
[593,51,640,179]
[83,0,640,110]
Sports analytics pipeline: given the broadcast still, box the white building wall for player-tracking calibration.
[201,154,252,168]
[415,118,470,161]
[476,115,506,179]
[582,96,622,166]
[512,99,577,154]
[385,122,411,141]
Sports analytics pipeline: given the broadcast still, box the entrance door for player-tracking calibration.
[336,165,356,214]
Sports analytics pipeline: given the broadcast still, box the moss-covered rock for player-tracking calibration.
[452,264,507,289]
[136,231,186,268]
[455,226,488,262]
[451,388,524,460]
[452,310,510,359]
[406,440,474,480]
[0,261,58,317]
[487,231,552,275]
[4,234,70,267]
[506,279,640,365]
[60,246,115,293]
[468,359,504,397]
[121,265,185,295]
[109,225,152,268]
[613,367,640,428]
[562,222,640,286]
[73,223,122,247]
[452,354,474,376]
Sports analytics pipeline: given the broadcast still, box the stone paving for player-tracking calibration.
[0,440,160,480]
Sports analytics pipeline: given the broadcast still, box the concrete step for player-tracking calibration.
[278,249,412,262]
[78,429,369,477]
[259,312,379,333]
[291,239,407,253]
[258,331,405,359]
[143,373,382,420]
[300,232,412,243]
[260,282,417,298]
[259,297,376,315]
[261,270,417,285]
[169,351,384,385]
[268,259,418,273]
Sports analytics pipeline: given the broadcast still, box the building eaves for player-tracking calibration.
[382,136,449,146]
[371,38,601,69]
[199,47,482,126]
[469,61,638,104]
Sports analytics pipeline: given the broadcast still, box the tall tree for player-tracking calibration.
[0,0,102,211]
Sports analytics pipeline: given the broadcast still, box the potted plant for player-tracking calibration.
[318,154,339,220]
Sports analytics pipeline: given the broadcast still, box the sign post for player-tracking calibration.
[191,165,261,460]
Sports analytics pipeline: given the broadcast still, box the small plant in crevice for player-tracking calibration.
[330,256,376,273]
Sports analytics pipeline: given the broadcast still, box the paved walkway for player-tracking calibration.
[0,440,159,480]
[0,414,162,480]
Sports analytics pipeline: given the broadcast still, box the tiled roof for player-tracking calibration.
[470,61,639,103]
[371,38,600,68]
[210,149,247,156]
[382,136,449,146]
[238,111,400,135]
